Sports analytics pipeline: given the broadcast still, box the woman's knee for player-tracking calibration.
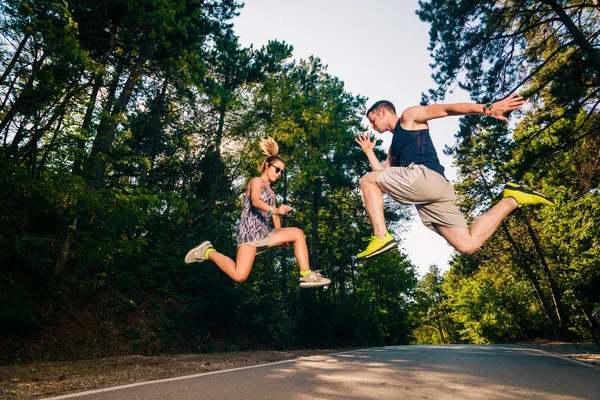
[232,270,250,282]
[290,227,305,242]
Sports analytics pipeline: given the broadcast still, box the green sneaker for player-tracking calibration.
[503,182,555,207]
[357,232,397,259]
[299,270,331,288]
[184,241,213,264]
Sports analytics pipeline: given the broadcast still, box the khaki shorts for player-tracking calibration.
[376,164,467,232]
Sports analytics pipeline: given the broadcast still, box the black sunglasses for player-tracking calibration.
[272,166,283,174]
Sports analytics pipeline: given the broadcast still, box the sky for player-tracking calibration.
[233,0,471,277]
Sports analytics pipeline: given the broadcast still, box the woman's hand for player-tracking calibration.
[275,205,293,215]
[355,131,376,153]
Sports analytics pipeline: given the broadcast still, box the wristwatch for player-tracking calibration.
[483,102,493,115]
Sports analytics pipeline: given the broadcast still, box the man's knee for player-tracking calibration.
[437,226,481,255]
[359,172,378,188]
[359,174,368,186]
[460,246,479,255]
[454,242,481,255]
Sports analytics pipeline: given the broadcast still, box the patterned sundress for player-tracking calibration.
[235,182,275,249]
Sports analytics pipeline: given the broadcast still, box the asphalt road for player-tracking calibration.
[43,345,600,400]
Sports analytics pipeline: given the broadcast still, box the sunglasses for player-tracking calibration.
[272,165,284,174]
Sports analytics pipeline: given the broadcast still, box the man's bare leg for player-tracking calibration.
[357,172,398,258]
[359,171,387,237]
[436,197,518,254]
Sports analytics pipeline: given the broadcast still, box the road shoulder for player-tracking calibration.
[517,341,599,367]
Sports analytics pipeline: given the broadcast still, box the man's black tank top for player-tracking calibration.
[389,121,446,178]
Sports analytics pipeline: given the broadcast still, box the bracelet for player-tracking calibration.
[269,207,274,216]
[363,149,373,154]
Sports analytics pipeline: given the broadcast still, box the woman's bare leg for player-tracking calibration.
[208,244,257,282]
[267,227,310,272]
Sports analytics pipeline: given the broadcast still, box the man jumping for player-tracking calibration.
[355,94,554,258]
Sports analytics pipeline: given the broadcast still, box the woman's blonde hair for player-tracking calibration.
[259,137,285,173]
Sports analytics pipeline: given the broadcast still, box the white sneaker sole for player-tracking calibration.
[299,280,331,288]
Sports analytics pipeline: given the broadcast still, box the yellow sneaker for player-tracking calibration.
[357,232,397,259]
[503,182,555,207]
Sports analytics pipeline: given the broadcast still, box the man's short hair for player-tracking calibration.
[367,100,396,116]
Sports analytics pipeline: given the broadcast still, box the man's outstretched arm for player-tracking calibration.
[401,93,525,128]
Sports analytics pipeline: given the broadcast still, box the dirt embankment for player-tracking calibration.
[0,349,351,399]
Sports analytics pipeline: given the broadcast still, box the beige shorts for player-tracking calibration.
[239,230,275,253]
[376,164,467,232]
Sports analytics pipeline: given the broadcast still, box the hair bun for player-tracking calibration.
[259,137,279,157]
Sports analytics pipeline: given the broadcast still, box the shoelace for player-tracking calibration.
[361,236,375,242]
[304,270,324,279]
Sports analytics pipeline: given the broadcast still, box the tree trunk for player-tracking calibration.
[12,87,76,160]
[310,180,321,269]
[0,33,30,86]
[522,215,570,339]
[37,110,67,174]
[477,170,564,339]
[86,56,144,190]
[280,172,289,293]
[27,122,38,178]
[215,99,226,160]
[0,52,47,139]
[435,309,447,343]
[542,0,600,68]
[442,307,459,343]
[5,119,25,150]
[500,222,564,340]
[0,71,20,116]
[55,218,77,272]
[206,96,228,190]
[73,74,103,176]
[144,75,169,173]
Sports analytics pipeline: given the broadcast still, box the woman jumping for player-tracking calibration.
[185,137,330,288]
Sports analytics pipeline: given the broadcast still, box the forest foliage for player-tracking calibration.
[411,0,600,344]
[0,0,599,361]
[0,0,415,361]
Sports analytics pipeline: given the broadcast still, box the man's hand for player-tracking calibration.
[355,131,376,152]
[489,93,525,122]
